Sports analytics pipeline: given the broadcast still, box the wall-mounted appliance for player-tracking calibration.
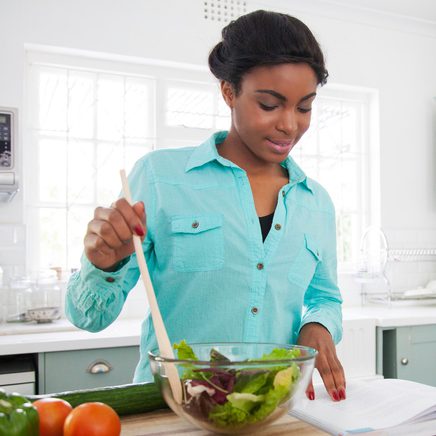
[0,107,19,202]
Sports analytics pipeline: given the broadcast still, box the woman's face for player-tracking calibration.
[221,63,318,165]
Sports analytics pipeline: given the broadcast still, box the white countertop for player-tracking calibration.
[1,304,436,356]
[0,318,142,356]
[343,305,436,327]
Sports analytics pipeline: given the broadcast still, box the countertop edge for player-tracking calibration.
[2,306,436,356]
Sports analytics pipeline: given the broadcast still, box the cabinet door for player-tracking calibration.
[39,346,139,394]
[396,325,436,386]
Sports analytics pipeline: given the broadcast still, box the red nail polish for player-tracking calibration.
[339,388,346,400]
[134,225,145,237]
[308,391,315,401]
[332,390,339,401]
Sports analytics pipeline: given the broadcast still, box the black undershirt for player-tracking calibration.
[259,212,274,242]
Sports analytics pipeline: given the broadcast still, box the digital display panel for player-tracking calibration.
[0,113,12,167]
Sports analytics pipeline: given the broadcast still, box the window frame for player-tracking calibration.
[24,47,379,274]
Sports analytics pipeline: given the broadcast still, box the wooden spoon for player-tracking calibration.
[120,169,182,405]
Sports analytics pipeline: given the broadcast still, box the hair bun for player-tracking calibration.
[208,10,328,93]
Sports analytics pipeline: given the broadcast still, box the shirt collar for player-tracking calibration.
[185,131,313,194]
[185,131,238,172]
[281,155,314,194]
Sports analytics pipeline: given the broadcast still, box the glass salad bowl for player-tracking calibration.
[149,342,317,434]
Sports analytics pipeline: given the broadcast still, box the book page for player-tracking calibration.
[290,378,436,434]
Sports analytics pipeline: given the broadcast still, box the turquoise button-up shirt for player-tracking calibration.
[66,131,343,382]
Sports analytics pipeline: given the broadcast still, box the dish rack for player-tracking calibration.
[355,227,436,305]
[388,248,436,262]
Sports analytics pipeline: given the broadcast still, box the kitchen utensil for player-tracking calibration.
[119,169,182,405]
[27,306,61,323]
[5,312,31,323]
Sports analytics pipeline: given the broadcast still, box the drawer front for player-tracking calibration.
[42,346,139,394]
[1,383,35,395]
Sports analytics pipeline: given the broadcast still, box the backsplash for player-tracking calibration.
[0,224,26,283]
[0,222,435,318]
[340,260,436,307]
[340,226,436,307]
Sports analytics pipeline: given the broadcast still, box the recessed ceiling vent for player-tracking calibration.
[203,0,248,22]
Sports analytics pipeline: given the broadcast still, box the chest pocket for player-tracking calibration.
[288,234,322,289]
[170,214,224,272]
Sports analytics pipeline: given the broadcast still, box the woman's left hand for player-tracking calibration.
[297,322,346,402]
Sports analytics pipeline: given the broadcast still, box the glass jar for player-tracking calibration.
[6,277,34,322]
[31,270,61,310]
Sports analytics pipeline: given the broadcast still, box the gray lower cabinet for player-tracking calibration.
[38,346,139,394]
[377,325,436,387]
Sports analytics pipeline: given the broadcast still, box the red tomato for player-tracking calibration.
[63,402,121,436]
[33,398,73,436]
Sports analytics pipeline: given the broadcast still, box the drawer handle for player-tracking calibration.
[400,357,409,366]
[87,360,112,374]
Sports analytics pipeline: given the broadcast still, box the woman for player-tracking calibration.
[66,10,346,402]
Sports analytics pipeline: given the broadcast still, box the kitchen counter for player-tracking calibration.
[120,409,327,435]
[2,305,436,357]
[343,305,436,327]
[0,318,141,355]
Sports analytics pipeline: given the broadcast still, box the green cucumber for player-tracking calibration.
[26,382,168,416]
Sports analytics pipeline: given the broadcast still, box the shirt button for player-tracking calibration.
[256,263,264,270]
[274,223,282,231]
[106,277,115,283]
[192,221,199,229]
[282,190,285,197]
[251,307,259,315]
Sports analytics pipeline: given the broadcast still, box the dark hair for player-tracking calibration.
[208,10,328,94]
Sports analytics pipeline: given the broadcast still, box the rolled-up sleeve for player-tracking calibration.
[300,204,343,344]
[65,254,140,332]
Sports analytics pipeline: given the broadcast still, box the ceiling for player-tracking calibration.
[320,0,436,23]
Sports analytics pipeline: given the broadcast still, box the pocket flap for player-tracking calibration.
[304,234,322,262]
[171,214,223,234]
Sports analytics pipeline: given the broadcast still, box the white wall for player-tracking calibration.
[1,0,436,307]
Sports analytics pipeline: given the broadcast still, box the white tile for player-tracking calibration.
[0,224,25,247]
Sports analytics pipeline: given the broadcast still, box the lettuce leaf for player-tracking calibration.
[209,400,249,426]
[251,384,289,421]
[227,392,264,413]
[174,340,198,361]
[257,347,301,360]
[273,365,299,389]
[175,343,302,428]
[233,370,269,394]
[210,348,231,362]
[173,340,199,379]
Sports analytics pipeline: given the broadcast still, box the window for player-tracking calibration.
[25,50,376,273]
[294,86,377,269]
[26,54,157,272]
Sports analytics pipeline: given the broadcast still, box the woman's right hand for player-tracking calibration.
[84,198,146,271]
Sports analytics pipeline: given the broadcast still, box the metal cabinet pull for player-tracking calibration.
[400,357,409,365]
[87,360,112,374]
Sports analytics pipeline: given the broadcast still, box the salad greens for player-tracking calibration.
[173,341,301,428]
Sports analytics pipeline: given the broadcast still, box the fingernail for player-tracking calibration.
[339,388,346,400]
[332,390,339,401]
[308,391,315,401]
[134,225,145,237]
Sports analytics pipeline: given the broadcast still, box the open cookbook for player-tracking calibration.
[290,378,436,435]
